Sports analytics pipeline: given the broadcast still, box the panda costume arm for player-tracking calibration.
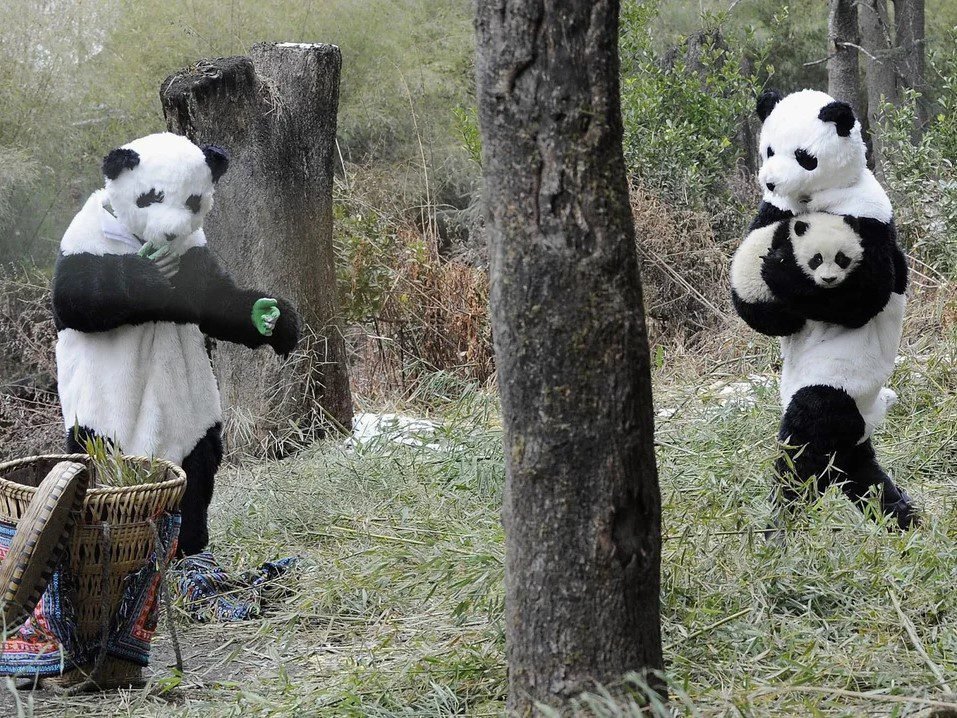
[749,201,793,232]
[173,246,300,355]
[761,216,899,328]
[730,223,806,336]
[52,252,198,332]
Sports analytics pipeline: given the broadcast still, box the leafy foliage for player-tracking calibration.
[619,1,765,221]
[882,35,957,273]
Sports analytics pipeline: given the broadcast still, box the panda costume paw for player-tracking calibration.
[54,132,303,556]
[732,88,919,532]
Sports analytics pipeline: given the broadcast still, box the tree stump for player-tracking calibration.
[160,43,352,455]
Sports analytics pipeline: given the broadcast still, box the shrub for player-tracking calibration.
[881,34,957,274]
[619,0,766,229]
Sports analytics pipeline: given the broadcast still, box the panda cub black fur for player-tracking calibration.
[731,87,919,530]
[53,132,301,555]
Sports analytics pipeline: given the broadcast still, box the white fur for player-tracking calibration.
[730,223,777,302]
[56,139,222,464]
[758,89,892,224]
[780,293,905,441]
[790,214,863,287]
[104,132,215,247]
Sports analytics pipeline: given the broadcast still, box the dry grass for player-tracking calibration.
[0,267,61,461]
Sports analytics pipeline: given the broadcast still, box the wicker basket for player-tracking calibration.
[0,454,186,688]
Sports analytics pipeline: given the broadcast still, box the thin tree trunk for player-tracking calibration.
[475,1,664,714]
[893,0,927,128]
[828,0,863,118]
[161,44,353,455]
[859,0,899,179]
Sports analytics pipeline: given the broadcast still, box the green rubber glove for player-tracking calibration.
[137,241,179,278]
[252,298,280,336]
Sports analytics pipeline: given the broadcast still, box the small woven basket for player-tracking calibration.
[0,454,186,688]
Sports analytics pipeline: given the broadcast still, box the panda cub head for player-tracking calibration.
[789,213,863,288]
[101,132,229,246]
[756,89,865,203]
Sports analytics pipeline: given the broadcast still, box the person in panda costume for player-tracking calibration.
[731,89,919,530]
[53,132,300,555]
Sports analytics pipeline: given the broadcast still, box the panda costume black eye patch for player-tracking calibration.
[136,189,164,208]
[835,252,851,269]
[795,149,818,171]
[767,147,775,158]
[185,194,203,213]
[808,253,823,269]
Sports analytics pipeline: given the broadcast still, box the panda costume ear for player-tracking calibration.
[756,89,783,122]
[793,220,809,237]
[102,148,140,180]
[819,101,856,137]
[202,145,230,183]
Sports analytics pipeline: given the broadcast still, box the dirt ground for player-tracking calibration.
[0,619,302,717]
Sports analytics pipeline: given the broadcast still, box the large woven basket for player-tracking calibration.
[0,454,186,687]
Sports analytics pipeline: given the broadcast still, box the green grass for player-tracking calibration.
[10,335,957,716]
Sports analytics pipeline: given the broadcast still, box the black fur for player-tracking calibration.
[202,145,230,183]
[102,148,140,180]
[174,247,300,355]
[760,217,898,328]
[52,252,199,332]
[176,423,223,556]
[748,201,793,232]
[730,289,806,336]
[756,89,783,122]
[53,249,300,355]
[818,100,856,137]
[774,386,918,529]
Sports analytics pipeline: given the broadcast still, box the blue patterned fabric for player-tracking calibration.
[173,552,298,622]
[0,513,180,676]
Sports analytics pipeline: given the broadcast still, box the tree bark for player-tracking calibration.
[475,1,664,714]
[827,0,863,118]
[161,43,353,455]
[859,0,899,179]
[893,0,927,128]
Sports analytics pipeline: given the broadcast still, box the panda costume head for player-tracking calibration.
[757,89,863,201]
[755,89,891,222]
[101,132,229,248]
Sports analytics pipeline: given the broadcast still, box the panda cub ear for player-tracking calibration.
[842,215,862,233]
[819,101,856,137]
[756,89,783,122]
[102,148,140,180]
[793,220,809,237]
[202,144,230,183]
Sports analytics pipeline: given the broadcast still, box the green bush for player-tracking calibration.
[882,35,957,273]
[619,0,765,223]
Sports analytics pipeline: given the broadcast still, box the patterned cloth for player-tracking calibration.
[0,513,179,676]
[172,552,298,622]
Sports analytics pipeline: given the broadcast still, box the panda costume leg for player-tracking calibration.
[176,424,224,556]
[774,385,919,529]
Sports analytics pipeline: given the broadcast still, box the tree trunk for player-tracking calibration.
[475,1,664,714]
[161,43,353,456]
[827,0,863,118]
[893,0,927,128]
[859,0,899,179]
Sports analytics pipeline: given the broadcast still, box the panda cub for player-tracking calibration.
[53,132,301,555]
[731,212,916,528]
